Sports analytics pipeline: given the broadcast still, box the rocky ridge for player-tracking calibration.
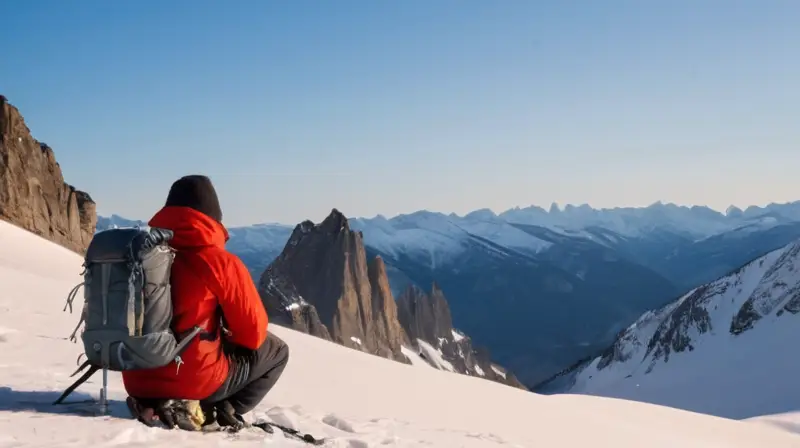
[0,95,96,253]
[258,208,525,388]
[258,209,408,363]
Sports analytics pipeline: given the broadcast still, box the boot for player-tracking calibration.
[126,396,206,431]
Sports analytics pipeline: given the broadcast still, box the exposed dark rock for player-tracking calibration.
[644,284,712,372]
[396,282,453,345]
[396,283,527,390]
[732,243,800,333]
[258,208,409,363]
[368,256,411,354]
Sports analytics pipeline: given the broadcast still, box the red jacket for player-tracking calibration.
[121,206,268,400]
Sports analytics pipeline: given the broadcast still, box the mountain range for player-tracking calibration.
[97,200,800,386]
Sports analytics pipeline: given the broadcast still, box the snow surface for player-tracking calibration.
[491,365,507,379]
[415,339,456,372]
[748,412,800,436]
[349,211,551,268]
[451,329,465,342]
[1,220,799,447]
[565,241,800,420]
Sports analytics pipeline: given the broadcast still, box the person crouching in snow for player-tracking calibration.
[122,174,289,431]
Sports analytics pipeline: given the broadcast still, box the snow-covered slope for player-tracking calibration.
[349,211,552,267]
[498,201,800,240]
[2,221,800,446]
[545,240,800,420]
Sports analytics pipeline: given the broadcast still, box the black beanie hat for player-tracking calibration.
[165,175,223,223]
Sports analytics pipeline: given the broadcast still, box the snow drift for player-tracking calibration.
[1,220,799,447]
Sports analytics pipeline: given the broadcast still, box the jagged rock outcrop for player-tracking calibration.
[0,95,96,252]
[396,283,528,390]
[397,283,453,344]
[258,208,409,363]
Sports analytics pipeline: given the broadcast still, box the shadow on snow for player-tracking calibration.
[0,387,130,419]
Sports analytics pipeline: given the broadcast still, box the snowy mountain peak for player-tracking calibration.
[545,238,800,420]
[464,208,497,220]
[726,205,745,217]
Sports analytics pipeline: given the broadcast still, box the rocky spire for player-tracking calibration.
[368,256,410,353]
[259,208,409,363]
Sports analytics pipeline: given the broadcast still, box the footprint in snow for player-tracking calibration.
[264,406,302,429]
[0,327,18,343]
[322,414,356,433]
[345,439,369,448]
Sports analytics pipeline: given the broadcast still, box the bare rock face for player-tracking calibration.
[0,95,96,253]
[368,256,411,355]
[396,283,528,390]
[397,283,453,344]
[258,208,409,364]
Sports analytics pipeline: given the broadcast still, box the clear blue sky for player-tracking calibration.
[3,1,799,226]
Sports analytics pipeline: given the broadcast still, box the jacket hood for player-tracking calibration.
[148,206,229,249]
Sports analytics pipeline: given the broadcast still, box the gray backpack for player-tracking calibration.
[54,227,204,410]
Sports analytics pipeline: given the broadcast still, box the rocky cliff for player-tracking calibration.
[397,283,528,390]
[0,95,96,253]
[258,209,409,363]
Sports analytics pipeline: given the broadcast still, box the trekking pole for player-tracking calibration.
[99,366,109,414]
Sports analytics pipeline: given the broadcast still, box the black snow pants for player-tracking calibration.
[203,331,290,415]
